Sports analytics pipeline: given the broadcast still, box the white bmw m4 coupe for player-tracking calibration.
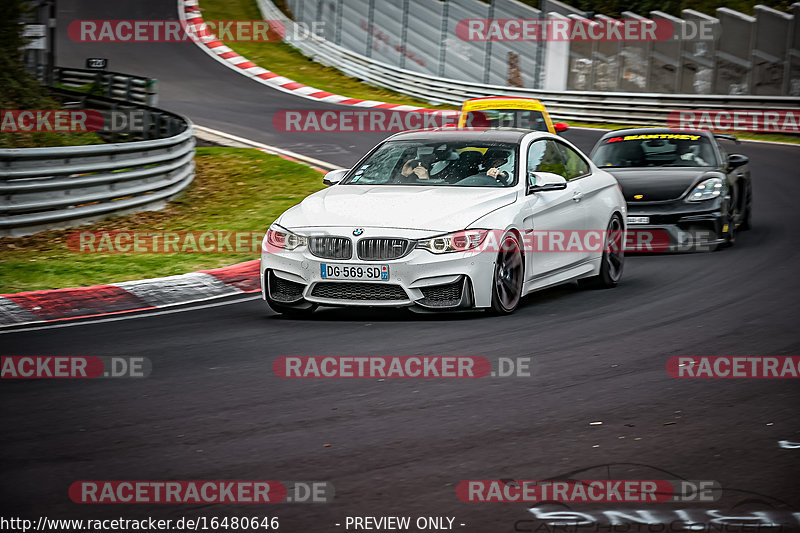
[260,129,626,315]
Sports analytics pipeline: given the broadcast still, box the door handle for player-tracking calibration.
[572,191,583,202]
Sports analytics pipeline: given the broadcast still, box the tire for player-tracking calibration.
[718,195,737,250]
[739,184,752,231]
[579,215,624,289]
[489,233,524,315]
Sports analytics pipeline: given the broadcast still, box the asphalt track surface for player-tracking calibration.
[1,0,799,530]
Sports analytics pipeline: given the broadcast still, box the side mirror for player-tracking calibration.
[554,122,570,133]
[323,169,349,186]
[727,154,748,169]
[528,172,568,193]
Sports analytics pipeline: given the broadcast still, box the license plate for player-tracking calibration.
[627,216,650,225]
[320,263,389,281]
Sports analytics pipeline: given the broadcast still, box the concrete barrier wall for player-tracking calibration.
[284,0,799,96]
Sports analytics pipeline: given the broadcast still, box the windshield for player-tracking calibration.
[592,133,718,168]
[465,109,548,131]
[341,140,519,187]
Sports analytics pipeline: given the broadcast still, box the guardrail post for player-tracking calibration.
[146,79,158,107]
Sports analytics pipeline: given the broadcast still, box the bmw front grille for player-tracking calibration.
[356,238,412,261]
[309,237,352,260]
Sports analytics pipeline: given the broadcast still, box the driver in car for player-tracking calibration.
[676,141,709,166]
[476,149,512,185]
[399,158,431,180]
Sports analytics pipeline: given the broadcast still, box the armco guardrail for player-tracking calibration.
[0,85,193,238]
[55,67,158,107]
[258,0,800,124]
[54,88,184,143]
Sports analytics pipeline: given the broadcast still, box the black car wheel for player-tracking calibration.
[490,233,523,315]
[739,184,753,231]
[579,215,624,289]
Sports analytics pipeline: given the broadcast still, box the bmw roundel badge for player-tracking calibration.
[353,228,364,236]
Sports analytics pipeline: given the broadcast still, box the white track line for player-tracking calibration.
[0,295,261,334]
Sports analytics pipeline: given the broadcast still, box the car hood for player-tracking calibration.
[278,185,518,232]
[604,168,715,202]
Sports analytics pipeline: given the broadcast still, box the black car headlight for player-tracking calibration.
[687,178,724,202]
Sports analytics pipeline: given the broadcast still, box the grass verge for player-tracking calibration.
[197,0,454,108]
[0,147,325,293]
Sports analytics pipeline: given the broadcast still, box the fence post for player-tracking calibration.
[438,0,450,78]
[365,0,375,57]
[534,1,547,89]
[399,0,409,69]
[483,0,495,84]
[335,0,343,45]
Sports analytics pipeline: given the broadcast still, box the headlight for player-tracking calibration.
[265,224,307,250]
[688,177,724,202]
[416,229,489,254]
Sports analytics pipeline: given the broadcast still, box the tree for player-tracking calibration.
[0,0,50,109]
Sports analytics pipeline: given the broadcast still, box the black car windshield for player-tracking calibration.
[341,140,519,187]
[592,133,718,168]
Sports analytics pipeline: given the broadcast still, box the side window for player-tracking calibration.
[527,140,566,180]
[716,141,727,168]
[556,142,591,180]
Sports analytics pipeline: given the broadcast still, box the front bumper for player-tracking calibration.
[260,239,497,309]
[626,201,726,252]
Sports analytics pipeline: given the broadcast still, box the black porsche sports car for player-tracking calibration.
[590,128,752,251]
